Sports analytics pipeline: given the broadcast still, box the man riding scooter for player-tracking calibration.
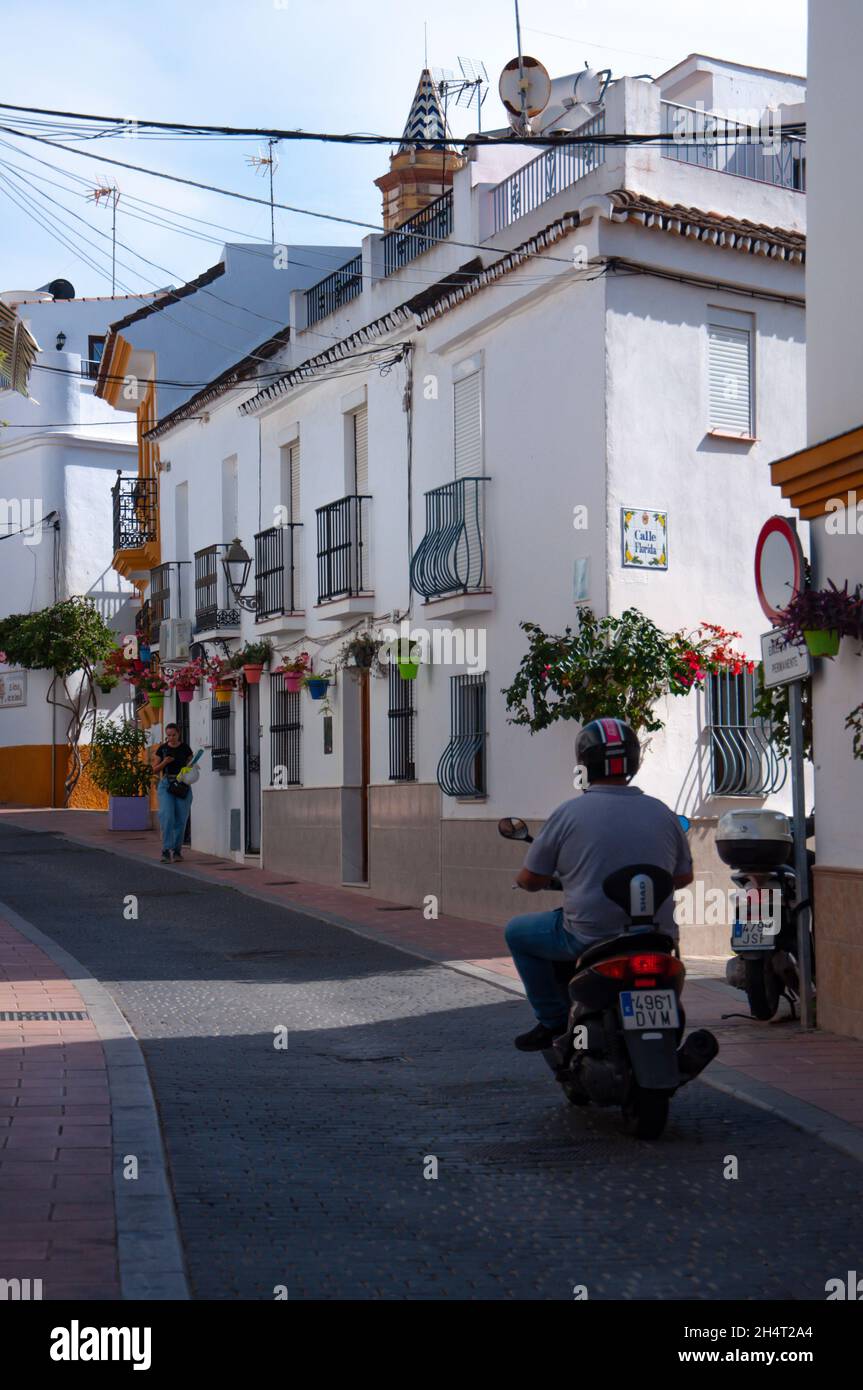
[505,717,694,1051]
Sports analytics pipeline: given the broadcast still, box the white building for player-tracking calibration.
[135,56,809,957]
[0,280,154,805]
[766,1,863,1039]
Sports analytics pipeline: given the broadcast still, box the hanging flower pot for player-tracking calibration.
[177,687,195,704]
[398,659,419,680]
[148,691,164,710]
[214,684,234,705]
[243,663,264,685]
[305,677,330,700]
[139,644,152,665]
[803,628,841,658]
[283,670,304,693]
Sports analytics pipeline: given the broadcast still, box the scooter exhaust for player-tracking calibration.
[676,1029,719,1084]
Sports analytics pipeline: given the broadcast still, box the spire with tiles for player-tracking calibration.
[399,69,449,150]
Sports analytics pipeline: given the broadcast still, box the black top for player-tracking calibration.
[156,741,193,780]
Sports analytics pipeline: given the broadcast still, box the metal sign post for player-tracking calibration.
[787,678,814,1029]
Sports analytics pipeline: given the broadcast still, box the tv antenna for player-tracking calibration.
[87,181,121,294]
[432,57,489,131]
[246,138,280,244]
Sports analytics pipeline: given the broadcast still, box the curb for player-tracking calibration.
[8,820,863,1169]
[0,896,190,1301]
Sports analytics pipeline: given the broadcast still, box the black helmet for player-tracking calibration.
[576,717,640,783]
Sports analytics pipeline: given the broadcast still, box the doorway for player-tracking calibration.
[340,668,370,884]
[243,681,261,854]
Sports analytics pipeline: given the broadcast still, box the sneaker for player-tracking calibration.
[171,850,183,862]
[514,1022,565,1052]
[160,851,171,863]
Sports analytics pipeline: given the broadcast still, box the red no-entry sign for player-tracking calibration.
[754,515,805,625]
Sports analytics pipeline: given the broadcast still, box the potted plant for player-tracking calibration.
[206,659,238,704]
[395,639,422,681]
[134,668,168,710]
[779,579,863,658]
[88,717,153,830]
[277,650,311,693]
[95,669,120,695]
[170,656,210,703]
[305,671,333,700]
[338,630,383,676]
[235,638,273,685]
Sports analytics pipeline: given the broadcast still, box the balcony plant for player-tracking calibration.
[305,671,333,700]
[169,656,212,703]
[778,579,863,658]
[87,716,153,830]
[233,638,273,685]
[337,630,384,677]
[277,650,311,693]
[503,610,753,735]
[129,666,168,711]
[207,659,239,704]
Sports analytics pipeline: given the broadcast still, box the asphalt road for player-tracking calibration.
[1,821,860,1301]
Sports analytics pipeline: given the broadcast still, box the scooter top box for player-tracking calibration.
[716,809,793,871]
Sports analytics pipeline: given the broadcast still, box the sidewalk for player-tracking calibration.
[3,806,863,1165]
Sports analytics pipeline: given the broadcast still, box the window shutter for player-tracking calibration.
[708,324,752,434]
[454,371,482,478]
[353,407,369,494]
[289,442,300,522]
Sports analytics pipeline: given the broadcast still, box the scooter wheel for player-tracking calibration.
[744,957,781,1021]
[624,1087,669,1140]
[560,1077,589,1106]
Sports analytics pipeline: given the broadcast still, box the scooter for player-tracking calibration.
[500,817,719,1140]
[717,809,816,1021]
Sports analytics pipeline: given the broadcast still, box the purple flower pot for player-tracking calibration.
[107,796,152,831]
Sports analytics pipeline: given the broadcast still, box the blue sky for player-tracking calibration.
[0,0,807,299]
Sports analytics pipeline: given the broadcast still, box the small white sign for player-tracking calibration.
[622,508,668,569]
[0,671,26,707]
[760,630,811,688]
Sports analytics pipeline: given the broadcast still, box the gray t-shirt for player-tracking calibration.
[524,786,692,941]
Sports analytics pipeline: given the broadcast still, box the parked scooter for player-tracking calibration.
[500,817,719,1140]
[717,809,815,1021]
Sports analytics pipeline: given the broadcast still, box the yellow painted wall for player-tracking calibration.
[0,744,108,809]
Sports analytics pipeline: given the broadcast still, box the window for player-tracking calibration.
[708,309,754,436]
[436,673,486,798]
[87,335,105,380]
[388,661,416,781]
[706,670,786,796]
[351,406,369,495]
[270,676,301,785]
[454,366,483,478]
[211,699,234,773]
[280,441,300,522]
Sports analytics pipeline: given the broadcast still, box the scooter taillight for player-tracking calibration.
[592,953,684,986]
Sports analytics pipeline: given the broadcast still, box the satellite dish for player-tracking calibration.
[499,55,551,127]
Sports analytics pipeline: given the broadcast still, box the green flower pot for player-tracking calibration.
[148,691,165,709]
[398,661,419,680]
[803,628,840,658]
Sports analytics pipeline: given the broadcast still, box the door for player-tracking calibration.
[340,668,370,884]
[243,681,261,854]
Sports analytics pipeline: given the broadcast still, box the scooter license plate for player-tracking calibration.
[732,921,773,950]
[619,990,679,1030]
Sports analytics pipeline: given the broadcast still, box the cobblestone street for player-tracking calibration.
[1,821,861,1301]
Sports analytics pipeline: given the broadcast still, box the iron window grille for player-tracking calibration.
[305,253,364,327]
[269,675,301,785]
[112,475,157,552]
[437,673,487,798]
[388,661,416,782]
[254,524,302,620]
[211,698,234,774]
[382,191,453,275]
[194,544,240,633]
[134,599,152,648]
[706,669,787,796]
[316,494,371,603]
[410,476,489,599]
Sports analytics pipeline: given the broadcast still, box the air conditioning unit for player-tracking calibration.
[159,618,192,663]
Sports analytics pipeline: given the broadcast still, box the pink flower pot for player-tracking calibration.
[177,688,195,703]
[283,671,304,692]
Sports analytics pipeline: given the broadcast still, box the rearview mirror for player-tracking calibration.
[498,816,530,841]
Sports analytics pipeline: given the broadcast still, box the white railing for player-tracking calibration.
[491,112,606,233]
[660,102,806,192]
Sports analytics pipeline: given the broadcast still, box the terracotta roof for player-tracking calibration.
[145,326,291,441]
[607,190,805,261]
[107,261,225,334]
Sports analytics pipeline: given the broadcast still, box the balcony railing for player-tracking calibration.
[410,476,489,600]
[112,474,157,552]
[382,191,454,276]
[491,112,606,233]
[193,544,240,633]
[135,599,152,648]
[254,523,302,620]
[149,560,191,628]
[305,253,364,327]
[660,102,806,192]
[316,495,371,603]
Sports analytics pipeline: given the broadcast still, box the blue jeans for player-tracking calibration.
[505,908,593,1030]
[157,780,192,854]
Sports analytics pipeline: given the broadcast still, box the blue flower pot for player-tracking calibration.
[306,678,330,700]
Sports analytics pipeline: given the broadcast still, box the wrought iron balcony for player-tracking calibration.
[112,474,157,553]
[149,561,190,628]
[316,495,371,604]
[382,191,453,276]
[193,544,240,633]
[410,476,489,600]
[305,253,363,327]
[491,113,605,233]
[254,523,302,620]
[661,102,806,191]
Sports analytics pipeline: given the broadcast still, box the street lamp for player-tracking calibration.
[221,538,257,611]
[55,331,66,351]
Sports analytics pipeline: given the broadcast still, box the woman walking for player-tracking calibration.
[152,723,194,863]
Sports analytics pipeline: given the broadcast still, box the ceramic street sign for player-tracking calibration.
[621,508,668,569]
[760,630,811,687]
